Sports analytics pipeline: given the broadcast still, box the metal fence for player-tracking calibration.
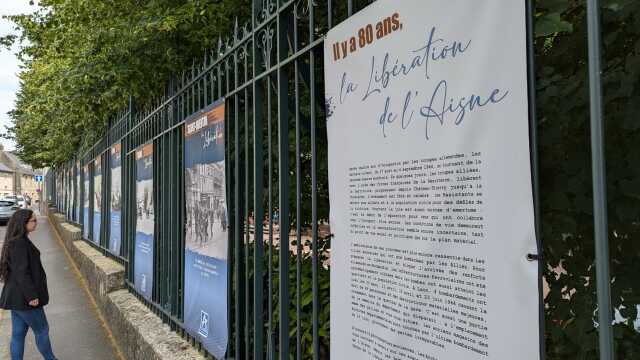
[45,0,619,359]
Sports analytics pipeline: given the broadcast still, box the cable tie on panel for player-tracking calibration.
[526,253,543,262]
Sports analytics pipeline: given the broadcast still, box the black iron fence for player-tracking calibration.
[45,1,634,359]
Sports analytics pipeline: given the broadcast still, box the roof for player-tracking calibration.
[0,163,12,173]
[5,152,36,175]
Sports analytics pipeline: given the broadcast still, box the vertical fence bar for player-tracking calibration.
[104,152,110,251]
[89,160,94,243]
[153,137,159,305]
[75,162,78,222]
[253,73,265,360]
[293,3,302,359]
[252,1,265,356]
[128,97,136,284]
[223,56,234,358]
[162,114,168,316]
[178,128,185,324]
[266,43,275,360]
[168,127,174,321]
[309,0,319,357]
[525,1,545,359]
[171,84,178,337]
[244,46,252,360]
[586,0,614,359]
[234,46,246,359]
[277,6,290,359]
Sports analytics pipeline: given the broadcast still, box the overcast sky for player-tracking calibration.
[0,1,39,151]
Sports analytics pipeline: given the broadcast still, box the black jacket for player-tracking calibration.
[0,237,49,310]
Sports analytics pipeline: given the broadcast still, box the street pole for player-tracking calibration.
[39,180,42,215]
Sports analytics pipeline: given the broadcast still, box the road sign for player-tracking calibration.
[34,175,43,182]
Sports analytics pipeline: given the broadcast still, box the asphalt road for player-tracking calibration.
[0,210,118,360]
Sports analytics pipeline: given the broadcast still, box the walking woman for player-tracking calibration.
[0,209,57,360]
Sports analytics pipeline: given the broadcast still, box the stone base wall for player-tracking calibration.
[71,241,125,310]
[105,290,205,360]
[47,208,206,360]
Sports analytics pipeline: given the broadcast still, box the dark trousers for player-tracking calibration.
[10,307,57,360]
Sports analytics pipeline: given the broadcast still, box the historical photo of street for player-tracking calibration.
[185,161,227,260]
[111,163,121,213]
[135,177,154,235]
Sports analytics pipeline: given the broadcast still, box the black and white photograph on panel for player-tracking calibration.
[185,160,227,260]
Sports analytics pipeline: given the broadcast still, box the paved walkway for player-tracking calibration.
[0,213,118,359]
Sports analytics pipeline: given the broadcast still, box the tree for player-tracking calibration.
[1,0,250,167]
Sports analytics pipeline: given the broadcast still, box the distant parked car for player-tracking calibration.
[0,200,19,224]
[16,195,27,208]
[1,195,26,209]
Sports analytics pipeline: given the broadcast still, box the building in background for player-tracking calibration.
[0,144,43,201]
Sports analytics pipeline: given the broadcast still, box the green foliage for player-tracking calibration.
[2,0,250,167]
[535,0,640,358]
[279,237,331,359]
[230,234,330,359]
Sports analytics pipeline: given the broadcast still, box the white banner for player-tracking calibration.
[325,1,540,359]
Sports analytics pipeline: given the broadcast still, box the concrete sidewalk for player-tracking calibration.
[0,214,119,360]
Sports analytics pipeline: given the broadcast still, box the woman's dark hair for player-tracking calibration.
[0,209,34,282]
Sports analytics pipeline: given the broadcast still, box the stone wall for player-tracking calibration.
[47,207,206,360]
[104,290,205,360]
